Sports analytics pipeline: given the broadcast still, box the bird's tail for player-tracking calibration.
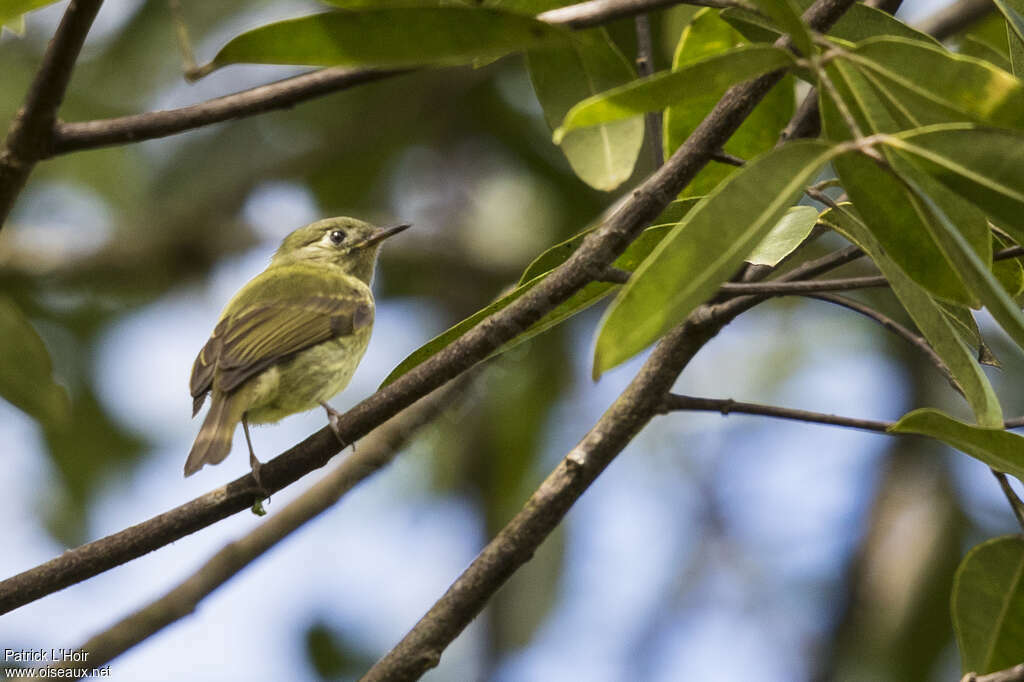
[185,393,244,477]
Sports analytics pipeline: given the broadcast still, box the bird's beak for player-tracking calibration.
[357,223,411,249]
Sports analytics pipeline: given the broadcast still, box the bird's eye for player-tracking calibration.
[329,230,346,245]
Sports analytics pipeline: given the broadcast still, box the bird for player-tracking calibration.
[184,216,409,484]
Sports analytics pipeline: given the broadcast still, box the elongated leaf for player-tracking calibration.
[593,140,835,378]
[554,45,794,141]
[383,205,699,386]
[884,125,1024,247]
[994,0,1024,47]
[842,36,1024,129]
[723,2,939,47]
[746,205,818,266]
[1010,20,1024,73]
[529,29,643,191]
[819,63,982,305]
[888,409,1024,477]
[899,173,1024,352]
[0,297,69,426]
[821,205,1003,426]
[519,197,702,284]
[200,7,567,73]
[664,10,794,196]
[953,535,1024,675]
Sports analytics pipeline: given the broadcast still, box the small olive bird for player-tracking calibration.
[185,217,409,482]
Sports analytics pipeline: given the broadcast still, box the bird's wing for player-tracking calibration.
[189,280,372,414]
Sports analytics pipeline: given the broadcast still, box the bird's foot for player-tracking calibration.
[248,451,270,503]
[321,402,356,451]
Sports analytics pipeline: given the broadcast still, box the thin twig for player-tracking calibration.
[0,0,105,229]
[43,376,470,673]
[719,275,886,295]
[663,393,893,432]
[51,67,408,154]
[807,292,960,392]
[634,13,664,168]
[992,470,1024,531]
[710,149,746,166]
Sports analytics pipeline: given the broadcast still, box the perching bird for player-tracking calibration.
[185,217,409,483]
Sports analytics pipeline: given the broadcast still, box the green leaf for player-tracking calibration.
[821,205,1003,426]
[746,205,818,267]
[723,3,939,49]
[519,197,702,284]
[952,535,1024,675]
[382,202,701,387]
[889,408,1024,476]
[0,297,70,426]
[819,63,983,306]
[994,0,1024,47]
[0,0,60,34]
[885,125,1024,248]
[938,301,1002,367]
[664,10,794,197]
[842,36,1024,130]
[553,45,794,141]
[528,29,643,191]
[959,35,1012,71]
[749,0,813,57]
[200,7,568,73]
[1010,20,1024,74]
[898,172,1024,352]
[592,140,835,378]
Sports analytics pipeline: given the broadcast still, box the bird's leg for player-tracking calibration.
[242,415,265,491]
[321,401,355,451]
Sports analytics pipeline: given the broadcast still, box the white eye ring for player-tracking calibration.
[329,230,346,245]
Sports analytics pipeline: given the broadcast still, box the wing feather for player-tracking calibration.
[189,277,373,407]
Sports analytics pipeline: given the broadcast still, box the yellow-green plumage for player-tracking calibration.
[185,217,407,478]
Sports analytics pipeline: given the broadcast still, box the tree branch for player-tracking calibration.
[663,393,893,432]
[0,0,857,617]
[361,294,758,681]
[50,67,408,155]
[719,275,887,295]
[42,376,468,674]
[0,0,104,229]
[633,13,664,168]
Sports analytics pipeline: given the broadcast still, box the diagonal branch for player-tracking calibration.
[0,0,104,229]
[361,293,759,681]
[0,0,857,617]
[43,375,469,674]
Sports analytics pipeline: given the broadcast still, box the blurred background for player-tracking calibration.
[1,0,1022,679]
